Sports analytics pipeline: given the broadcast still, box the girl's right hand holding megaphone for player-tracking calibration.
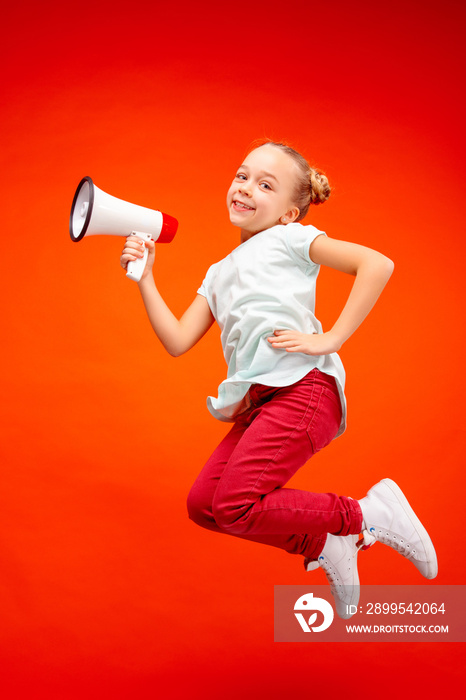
[120,235,156,283]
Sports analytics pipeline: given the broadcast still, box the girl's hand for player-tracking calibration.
[120,236,156,281]
[267,329,341,356]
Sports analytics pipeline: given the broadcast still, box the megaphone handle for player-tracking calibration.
[126,232,150,282]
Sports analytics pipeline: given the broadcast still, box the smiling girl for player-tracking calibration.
[120,141,437,618]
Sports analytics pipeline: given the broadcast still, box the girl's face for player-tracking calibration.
[226,145,300,240]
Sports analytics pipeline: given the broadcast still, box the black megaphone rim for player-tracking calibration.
[69,176,94,241]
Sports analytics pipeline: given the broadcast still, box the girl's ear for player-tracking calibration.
[280,206,300,224]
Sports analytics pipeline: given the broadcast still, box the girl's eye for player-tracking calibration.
[260,182,272,190]
[236,173,247,180]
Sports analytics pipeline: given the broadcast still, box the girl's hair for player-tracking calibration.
[249,139,331,221]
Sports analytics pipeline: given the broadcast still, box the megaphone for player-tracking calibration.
[69,176,178,281]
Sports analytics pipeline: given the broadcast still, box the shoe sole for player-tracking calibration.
[379,478,438,579]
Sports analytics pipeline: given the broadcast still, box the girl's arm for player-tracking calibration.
[121,237,215,357]
[268,235,394,356]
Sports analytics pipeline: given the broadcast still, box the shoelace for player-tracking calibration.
[318,557,345,594]
[357,527,416,560]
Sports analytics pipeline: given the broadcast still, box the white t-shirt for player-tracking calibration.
[197,222,347,438]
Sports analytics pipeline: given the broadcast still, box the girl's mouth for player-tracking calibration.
[233,200,255,211]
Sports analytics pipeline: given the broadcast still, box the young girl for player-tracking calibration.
[120,141,437,619]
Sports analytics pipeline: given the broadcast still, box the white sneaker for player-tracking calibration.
[306,534,360,619]
[358,478,438,579]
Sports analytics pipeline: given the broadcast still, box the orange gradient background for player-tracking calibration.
[1,1,465,697]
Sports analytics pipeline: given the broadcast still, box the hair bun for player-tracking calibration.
[309,169,331,205]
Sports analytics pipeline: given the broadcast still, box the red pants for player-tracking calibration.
[187,369,363,560]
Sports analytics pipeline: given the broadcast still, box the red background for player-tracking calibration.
[1,1,464,697]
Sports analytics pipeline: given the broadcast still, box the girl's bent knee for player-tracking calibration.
[186,486,214,529]
[212,498,250,534]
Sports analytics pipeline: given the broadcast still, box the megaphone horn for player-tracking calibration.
[69,176,178,282]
